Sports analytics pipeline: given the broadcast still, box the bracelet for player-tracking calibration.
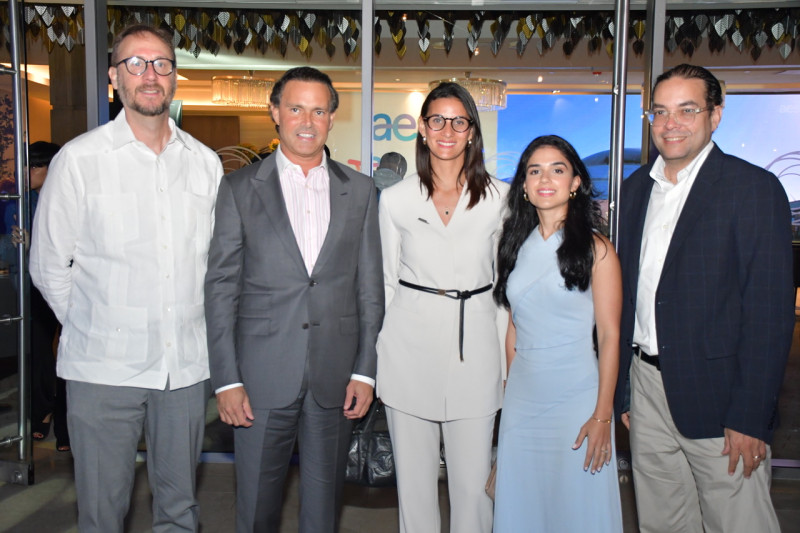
[592,417,612,424]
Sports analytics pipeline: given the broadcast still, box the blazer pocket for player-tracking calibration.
[339,314,358,335]
[703,334,736,359]
[237,316,273,336]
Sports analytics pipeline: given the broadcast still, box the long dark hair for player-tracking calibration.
[416,82,493,209]
[494,135,601,308]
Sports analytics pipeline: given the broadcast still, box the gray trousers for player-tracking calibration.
[233,389,353,533]
[66,379,210,533]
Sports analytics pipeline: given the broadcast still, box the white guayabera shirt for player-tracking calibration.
[30,109,223,391]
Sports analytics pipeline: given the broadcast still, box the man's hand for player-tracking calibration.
[216,386,254,427]
[343,380,373,420]
[621,411,631,429]
[722,427,766,478]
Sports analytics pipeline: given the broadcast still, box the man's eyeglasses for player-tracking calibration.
[422,115,474,133]
[115,56,176,76]
[645,106,713,127]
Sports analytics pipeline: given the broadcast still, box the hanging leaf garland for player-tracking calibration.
[4,4,797,65]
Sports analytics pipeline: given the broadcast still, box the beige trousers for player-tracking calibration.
[385,406,495,533]
[629,356,779,533]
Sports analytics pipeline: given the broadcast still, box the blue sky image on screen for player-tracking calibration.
[496,93,800,207]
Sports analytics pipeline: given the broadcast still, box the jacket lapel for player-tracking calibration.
[251,156,307,273]
[661,145,725,275]
[312,160,351,276]
[624,173,654,298]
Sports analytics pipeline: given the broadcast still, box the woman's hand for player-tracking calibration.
[572,416,612,474]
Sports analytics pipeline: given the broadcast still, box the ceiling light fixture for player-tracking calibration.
[211,75,274,108]
[429,72,507,112]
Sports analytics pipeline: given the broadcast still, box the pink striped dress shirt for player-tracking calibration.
[275,146,331,274]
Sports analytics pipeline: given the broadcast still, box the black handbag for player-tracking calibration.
[345,399,396,487]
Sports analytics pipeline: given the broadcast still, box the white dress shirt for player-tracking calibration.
[633,140,715,354]
[30,110,223,390]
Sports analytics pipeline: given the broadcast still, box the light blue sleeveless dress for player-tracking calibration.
[493,228,623,532]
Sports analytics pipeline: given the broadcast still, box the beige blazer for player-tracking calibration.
[376,175,508,421]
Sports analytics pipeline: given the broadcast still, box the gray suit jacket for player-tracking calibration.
[204,154,384,409]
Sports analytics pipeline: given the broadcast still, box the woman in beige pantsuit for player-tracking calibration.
[376,82,508,533]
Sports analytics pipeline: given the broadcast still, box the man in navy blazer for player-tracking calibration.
[614,64,793,533]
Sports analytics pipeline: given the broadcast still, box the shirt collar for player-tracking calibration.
[275,144,328,176]
[649,140,715,188]
[111,108,188,152]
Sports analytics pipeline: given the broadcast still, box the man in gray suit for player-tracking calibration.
[204,67,384,533]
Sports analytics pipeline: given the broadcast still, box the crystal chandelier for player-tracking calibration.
[429,74,507,112]
[211,75,274,108]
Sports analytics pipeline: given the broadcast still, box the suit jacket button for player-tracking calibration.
[309,279,317,287]
[302,323,309,329]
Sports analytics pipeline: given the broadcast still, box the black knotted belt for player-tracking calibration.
[398,279,493,361]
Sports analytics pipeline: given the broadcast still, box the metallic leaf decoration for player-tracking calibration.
[467,34,478,54]
[520,17,534,40]
[695,14,708,32]
[65,34,74,51]
[338,17,348,35]
[545,31,555,50]
[46,25,55,42]
[713,16,727,37]
[419,36,429,53]
[217,11,230,28]
[778,42,791,60]
[536,38,543,56]
[755,30,767,48]
[41,8,54,27]
[525,14,535,32]
[391,28,404,44]
[61,6,75,18]
[24,6,35,25]
[571,17,581,29]
[731,29,743,50]
[516,32,529,56]
[772,22,785,41]
[608,21,615,38]
[751,45,761,61]
[305,13,316,31]
[673,16,684,29]
[633,20,645,40]
[666,36,678,53]
[174,14,185,31]
[541,18,549,34]
[35,5,46,17]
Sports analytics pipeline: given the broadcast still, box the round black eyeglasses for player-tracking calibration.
[115,56,175,76]
[422,115,474,133]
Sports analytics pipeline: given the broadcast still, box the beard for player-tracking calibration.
[116,76,176,117]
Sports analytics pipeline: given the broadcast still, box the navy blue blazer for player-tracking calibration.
[614,144,794,443]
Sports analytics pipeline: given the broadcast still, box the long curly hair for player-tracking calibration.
[415,82,493,209]
[494,135,601,308]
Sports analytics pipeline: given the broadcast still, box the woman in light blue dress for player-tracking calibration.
[492,135,623,532]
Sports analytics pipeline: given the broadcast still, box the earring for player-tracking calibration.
[422,136,427,145]
[569,190,577,199]
[468,139,472,146]
[523,191,529,202]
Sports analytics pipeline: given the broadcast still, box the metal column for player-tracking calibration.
[608,0,631,248]
[0,0,32,486]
